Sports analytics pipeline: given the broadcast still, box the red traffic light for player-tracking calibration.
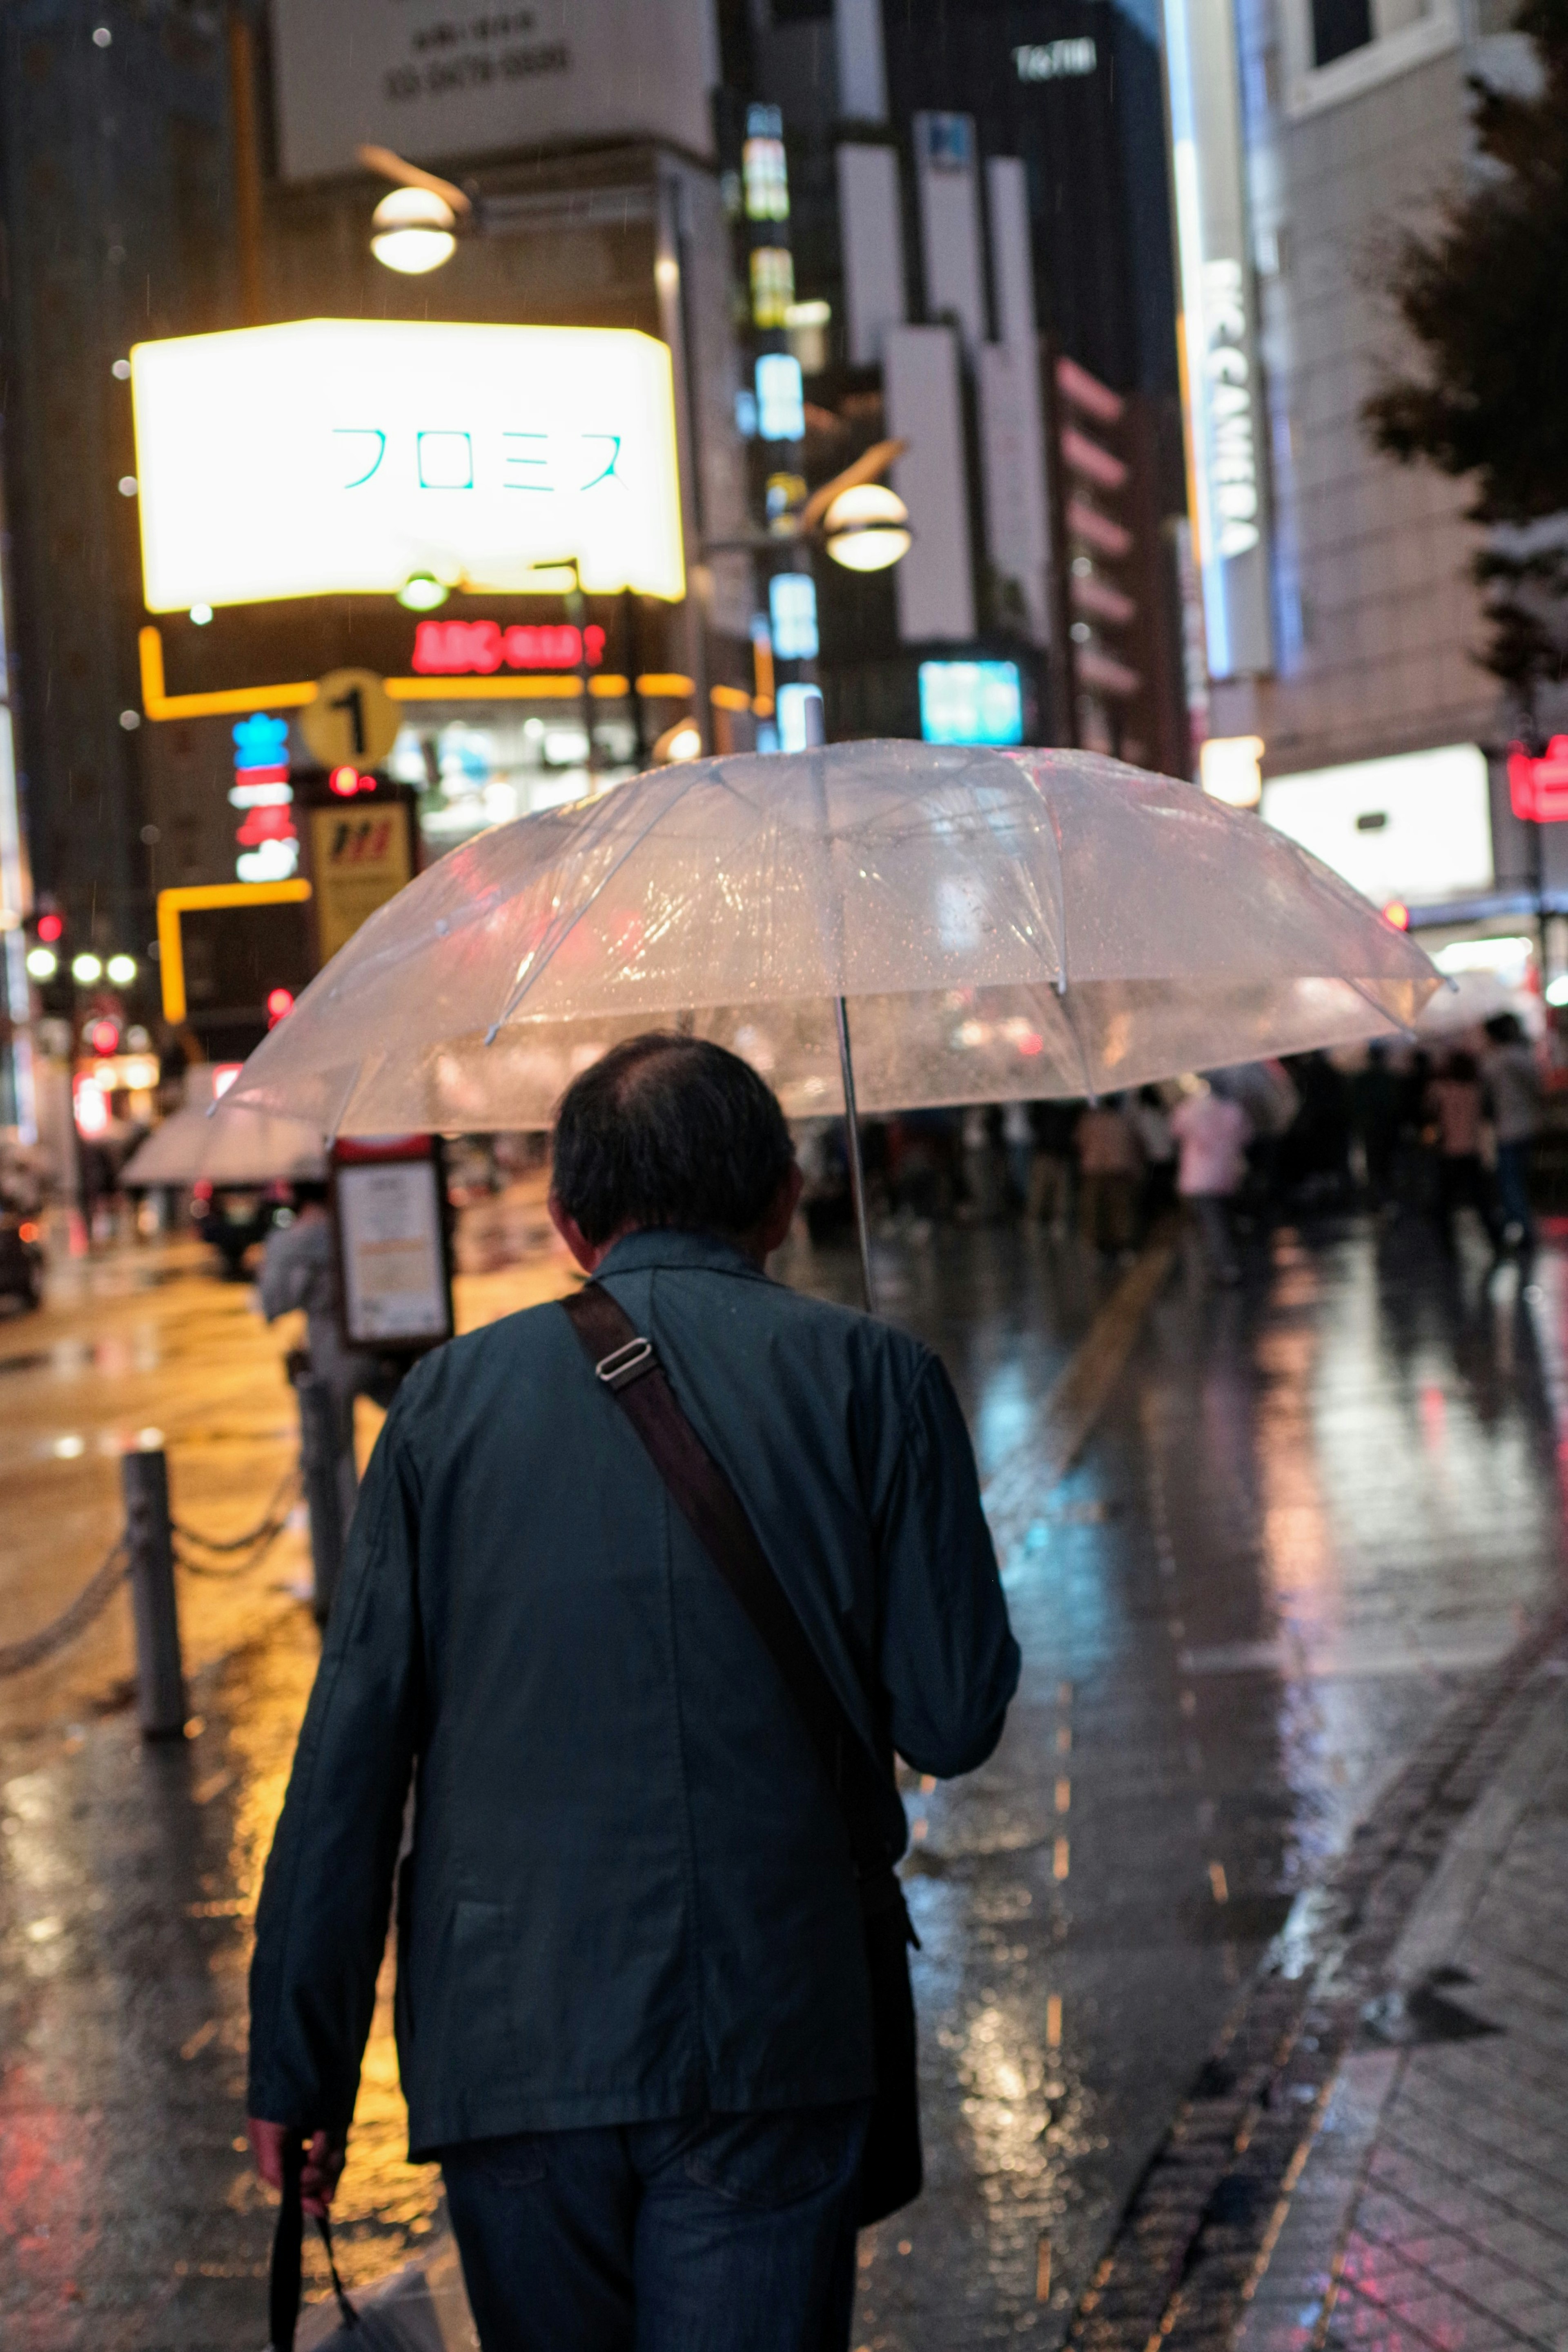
[89,1017,120,1055]
[266,987,295,1026]
[36,912,63,942]
[330,765,375,798]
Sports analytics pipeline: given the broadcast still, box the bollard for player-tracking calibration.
[122,1447,187,1739]
[295,1374,346,1625]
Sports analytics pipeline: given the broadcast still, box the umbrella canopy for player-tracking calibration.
[120,1098,327,1188]
[224,741,1441,1136]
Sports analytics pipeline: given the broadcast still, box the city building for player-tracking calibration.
[719,0,1194,771]
[1168,0,1549,941]
[0,0,756,1092]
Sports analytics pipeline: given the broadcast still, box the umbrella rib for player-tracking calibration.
[1058,984,1099,1104]
[483,771,704,1043]
[1343,971,1420,1041]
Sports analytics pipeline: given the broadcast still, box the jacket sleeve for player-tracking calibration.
[874,1352,1020,1778]
[247,1394,423,2136]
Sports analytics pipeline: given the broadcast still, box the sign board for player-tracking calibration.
[302,793,417,965]
[1261,743,1493,909]
[299,669,402,768]
[333,1137,452,1350]
[1161,0,1274,677]
[130,320,686,611]
[268,0,717,183]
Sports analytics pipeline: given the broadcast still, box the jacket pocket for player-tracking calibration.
[446,1899,520,2091]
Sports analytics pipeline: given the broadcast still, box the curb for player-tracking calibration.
[1064,1599,1568,2352]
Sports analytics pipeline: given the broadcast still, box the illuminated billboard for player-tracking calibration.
[1261,744,1492,909]
[130,320,685,612]
[1161,0,1274,678]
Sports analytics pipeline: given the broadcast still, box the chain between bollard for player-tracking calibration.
[0,1537,129,1680]
[172,1465,302,1578]
[0,1456,302,1685]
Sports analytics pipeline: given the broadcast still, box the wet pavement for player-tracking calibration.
[3,1207,1568,2348]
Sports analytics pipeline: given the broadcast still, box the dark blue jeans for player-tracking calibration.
[1495,1139,1536,1250]
[441,2102,871,2352]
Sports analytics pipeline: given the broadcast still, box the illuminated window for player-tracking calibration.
[755,354,805,442]
[742,136,790,222]
[769,573,819,661]
[750,246,796,329]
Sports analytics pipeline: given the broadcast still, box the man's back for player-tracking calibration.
[248,1230,1017,2157]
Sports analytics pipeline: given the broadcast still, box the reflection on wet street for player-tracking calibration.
[3,1213,1565,2348]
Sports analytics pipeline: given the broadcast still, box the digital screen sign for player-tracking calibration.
[130,320,685,612]
[918,660,1025,747]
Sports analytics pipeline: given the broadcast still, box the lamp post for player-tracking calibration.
[530,557,599,792]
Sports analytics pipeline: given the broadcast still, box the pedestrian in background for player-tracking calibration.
[1482,1012,1541,1257]
[1001,1099,1035,1215]
[960,1104,1004,1223]
[1349,1042,1401,1211]
[1076,1095,1143,1258]
[1029,1100,1079,1235]
[247,1034,1018,2352]
[1424,1049,1504,1257]
[1131,1086,1177,1222]
[1170,1078,1251,1285]
[258,1183,383,1540]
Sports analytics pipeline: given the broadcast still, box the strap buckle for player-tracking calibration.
[595,1335,657,1392]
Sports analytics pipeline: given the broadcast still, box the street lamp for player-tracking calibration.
[360,145,470,276]
[822,482,911,573]
[371,185,459,275]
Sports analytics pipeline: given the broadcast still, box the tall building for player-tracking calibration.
[722,0,1192,770]
[1169,0,1542,934]
[0,0,754,1089]
[0,0,236,980]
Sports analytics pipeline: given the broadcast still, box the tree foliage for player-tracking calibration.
[1363,0,1568,708]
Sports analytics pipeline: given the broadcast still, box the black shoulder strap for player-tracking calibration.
[563,1282,900,1889]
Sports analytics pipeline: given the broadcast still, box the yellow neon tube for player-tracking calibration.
[157,878,312,1024]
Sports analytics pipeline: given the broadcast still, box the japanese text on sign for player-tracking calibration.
[130,319,685,611]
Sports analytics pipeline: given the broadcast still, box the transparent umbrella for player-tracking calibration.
[225,740,1440,1302]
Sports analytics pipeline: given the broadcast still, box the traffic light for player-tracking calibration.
[22,904,73,1017]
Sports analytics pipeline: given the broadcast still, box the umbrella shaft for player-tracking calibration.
[833,996,876,1316]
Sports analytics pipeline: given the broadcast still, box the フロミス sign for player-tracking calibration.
[268,0,717,183]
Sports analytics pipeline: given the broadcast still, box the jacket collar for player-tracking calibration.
[595,1228,771,1283]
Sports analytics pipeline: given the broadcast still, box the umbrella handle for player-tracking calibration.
[834,997,877,1317]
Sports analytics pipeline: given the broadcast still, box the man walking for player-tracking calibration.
[247,1035,1019,2352]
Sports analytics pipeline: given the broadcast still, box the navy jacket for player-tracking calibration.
[248,1230,1019,2156]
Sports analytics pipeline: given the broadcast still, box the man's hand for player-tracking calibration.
[247,2118,347,2218]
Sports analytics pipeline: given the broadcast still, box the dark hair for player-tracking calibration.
[552,1033,795,1246]
[1484,1012,1524,1044]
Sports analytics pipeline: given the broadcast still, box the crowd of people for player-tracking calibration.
[795,1014,1553,1285]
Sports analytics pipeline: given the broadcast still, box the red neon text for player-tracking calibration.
[412,620,606,676]
[1509,738,1568,823]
